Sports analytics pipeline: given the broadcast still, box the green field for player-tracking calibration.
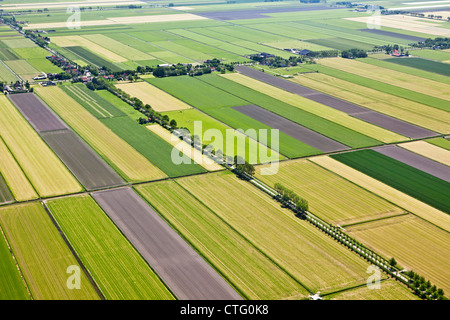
[331,150,450,214]
[62,84,126,119]
[47,195,174,300]
[95,89,143,121]
[0,61,19,82]
[410,49,450,62]
[383,57,450,77]
[0,202,100,300]
[100,116,206,177]
[65,46,121,72]
[0,226,30,300]
[427,137,450,151]
[306,37,374,51]
[136,180,309,300]
[0,174,13,204]
[177,171,372,294]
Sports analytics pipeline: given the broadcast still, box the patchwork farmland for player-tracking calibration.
[0,0,448,304]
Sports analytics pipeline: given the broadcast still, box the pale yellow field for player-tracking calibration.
[320,58,450,101]
[35,86,166,182]
[346,215,450,295]
[222,73,407,143]
[116,81,191,112]
[27,13,207,29]
[0,138,38,202]
[345,15,450,36]
[0,96,81,197]
[147,125,223,172]
[255,159,404,226]
[292,73,450,134]
[3,1,145,10]
[399,141,450,166]
[311,156,450,232]
[326,280,418,300]
[50,36,127,63]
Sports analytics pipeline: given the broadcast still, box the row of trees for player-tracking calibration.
[152,59,235,78]
[411,37,450,50]
[341,48,368,59]
[404,270,446,300]
[273,183,309,212]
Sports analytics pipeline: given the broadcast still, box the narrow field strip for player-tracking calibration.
[255,159,405,226]
[222,73,407,143]
[92,187,243,300]
[311,156,450,232]
[0,225,30,300]
[0,95,82,197]
[46,195,174,300]
[0,138,37,202]
[292,72,450,134]
[177,171,373,294]
[320,58,450,102]
[0,174,13,205]
[0,202,100,300]
[325,280,417,300]
[65,85,113,118]
[136,181,309,300]
[35,86,166,183]
[399,141,450,167]
[116,81,191,112]
[147,125,223,172]
[346,215,450,294]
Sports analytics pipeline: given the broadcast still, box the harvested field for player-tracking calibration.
[292,72,450,134]
[0,96,81,197]
[47,195,174,300]
[0,138,37,202]
[311,156,450,232]
[41,130,125,190]
[255,159,405,226]
[116,81,191,112]
[92,187,242,300]
[325,280,417,300]
[225,72,409,142]
[346,215,450,294]
[177,171,373,294]
[136,180,309,300]
[147,125,223,172]
[35,86,166,183]
[27,13,208,29]
[373,145,450,183]
[331,150,450,215]
[0,202,100,300]
[8,93,68,133]
[233,104,349,153]
[345,15,450,36]
[319,58,450,102]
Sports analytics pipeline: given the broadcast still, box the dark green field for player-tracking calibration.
[331,150,450,214]
[384,57,450,77]
[100,116,206,177]
[0,174,13,204]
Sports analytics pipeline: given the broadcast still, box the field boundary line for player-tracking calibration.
[173,178,314,295]
[133,185,250,300]
[70,85,115,117]
[64,85,110,118]
[0,220,33,300]
[42,201,105,300]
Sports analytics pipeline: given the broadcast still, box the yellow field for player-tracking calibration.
[345,15,450,36]
[177,171,372,294]
[147,125,223,172]
[0,138,37,202]
[27,13,207,29]
[320,58,450,102]
[35,86,166,182]
[292,73,450,134]
[0,96,81,197]
[399,141,450,166]
[346,215,450,294]
[326,280,418,300]
[222,73,406,143]
[255,159,404,225]
[116,81,191,112]
[50,36,127,63]
[311,156,450,232]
